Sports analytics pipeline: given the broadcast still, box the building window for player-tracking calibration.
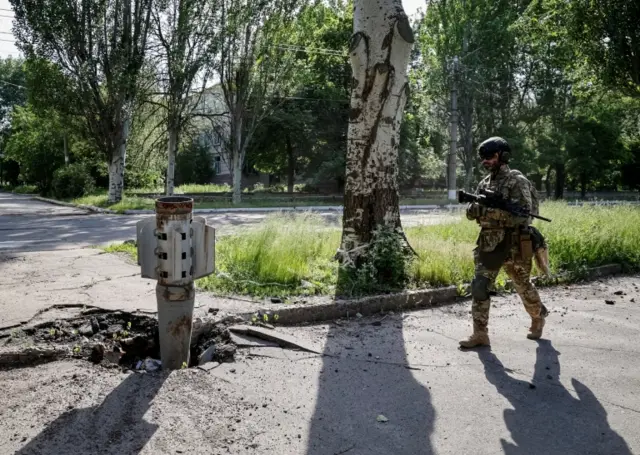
[213,156,221,174]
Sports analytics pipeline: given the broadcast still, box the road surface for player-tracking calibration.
[0,192,461,252]
[1,274,639,454]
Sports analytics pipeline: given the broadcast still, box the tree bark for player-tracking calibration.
[554,161,565,200]
[166,125,179,196]
[338,0,414,267]
[545,165,552,198]
[108,118,130,203]
[231,113,244,205]
[286,133,295,193]
[63,134,69,165]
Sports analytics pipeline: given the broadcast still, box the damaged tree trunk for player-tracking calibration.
[337,0,414,270]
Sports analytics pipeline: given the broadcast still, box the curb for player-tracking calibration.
[238,263,625,326]
[32,196,118,214]
[123,204,463,215]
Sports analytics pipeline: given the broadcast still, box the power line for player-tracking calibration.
[0,38,15,43]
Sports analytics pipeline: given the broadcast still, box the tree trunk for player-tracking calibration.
[580,172,587,199]
[231,114,244,205]
[545,165,552,198]
[108,118,130,203]
[286,133,295,193]
[166,125,179,196]
[338,0,414,266]
[554,161,565,200]
[63,134,69,165]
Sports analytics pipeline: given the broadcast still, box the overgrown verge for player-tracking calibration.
[104,203,640,299]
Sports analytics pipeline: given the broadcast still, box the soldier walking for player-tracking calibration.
[460,137,549,348]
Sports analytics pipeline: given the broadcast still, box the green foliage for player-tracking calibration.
[52,163,96,199]
[176,140,215,185]
[337,225,414,297]
[568,0,640,98]
[197,213,339,298]
[107,203,640,298]
[11,184,37,194]
[4,105,65,193]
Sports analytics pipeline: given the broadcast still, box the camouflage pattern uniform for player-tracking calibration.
[461,164,548,347]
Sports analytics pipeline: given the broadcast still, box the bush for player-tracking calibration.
[52,163,96,199]
[176,141,215,185]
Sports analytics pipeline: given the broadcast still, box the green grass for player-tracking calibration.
[70,189,449,213]
[102,202,640,299]
[11,184,38,194]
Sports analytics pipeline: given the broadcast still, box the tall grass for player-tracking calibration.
[196,202,640,297]
[198,213,340,297]
[102,202,640,298]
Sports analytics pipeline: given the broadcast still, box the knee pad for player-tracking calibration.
[471,276,491,301]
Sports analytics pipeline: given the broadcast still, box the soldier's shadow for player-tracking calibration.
[16,370,167,455]
[478,341,632,455]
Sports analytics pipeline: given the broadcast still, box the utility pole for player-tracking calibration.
[448,56,459,201]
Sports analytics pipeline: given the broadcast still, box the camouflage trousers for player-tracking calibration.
[471,249,548,332]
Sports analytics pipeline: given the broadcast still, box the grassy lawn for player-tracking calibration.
[104,202,640,299]
[71,190,449,212]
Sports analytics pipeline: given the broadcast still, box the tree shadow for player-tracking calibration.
[306,314,435,455]
[477,341,632,455]
[16,370,167,455]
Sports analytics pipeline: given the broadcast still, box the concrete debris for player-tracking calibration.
[198,345,217,365]
[197,361,220,372]
[78,324,94,337]
[229,325,323,355]
[229,332,279,348]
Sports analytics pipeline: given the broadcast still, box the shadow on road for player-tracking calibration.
[478,340,631,455]
[16,371,167,455]
[306,315,435,455]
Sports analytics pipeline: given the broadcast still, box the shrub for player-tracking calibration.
[52,163,96,199]
[176,141,215,185]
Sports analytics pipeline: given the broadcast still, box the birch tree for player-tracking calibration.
[11,0,153,203]
[336,0,415,290]
[151,0,219,195]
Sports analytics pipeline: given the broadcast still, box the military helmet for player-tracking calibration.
[478,136,511,163]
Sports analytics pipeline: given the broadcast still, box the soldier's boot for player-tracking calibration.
[527,307,548,340]
[459,322,490,349]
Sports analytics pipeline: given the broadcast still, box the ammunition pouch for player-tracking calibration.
[518,228,534,262]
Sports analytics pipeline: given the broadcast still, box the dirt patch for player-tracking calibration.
[0,310,238,370]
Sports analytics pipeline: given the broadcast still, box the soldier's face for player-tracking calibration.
[481,153,500,171]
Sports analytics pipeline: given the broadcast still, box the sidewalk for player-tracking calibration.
[0,248,257,331]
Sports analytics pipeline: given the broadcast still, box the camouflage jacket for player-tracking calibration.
[467,164,537,253]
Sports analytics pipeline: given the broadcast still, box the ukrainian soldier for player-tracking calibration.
[460,137,549,348]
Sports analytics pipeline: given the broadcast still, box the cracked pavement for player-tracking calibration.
[1,275,639,454]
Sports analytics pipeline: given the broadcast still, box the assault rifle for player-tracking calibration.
[458,188,552,222]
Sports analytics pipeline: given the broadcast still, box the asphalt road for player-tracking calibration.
[1,275,639,454]
[0,192,461,252]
